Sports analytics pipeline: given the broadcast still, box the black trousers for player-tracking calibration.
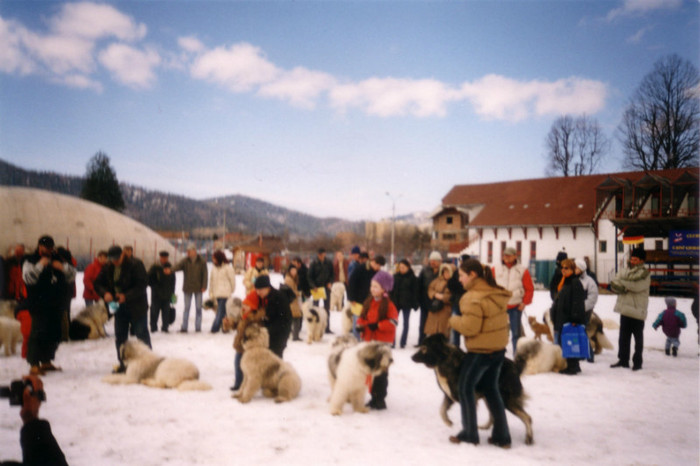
[150,297,170,331]
[618,315,644,368]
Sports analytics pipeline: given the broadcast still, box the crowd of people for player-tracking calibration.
[2,235,698,458]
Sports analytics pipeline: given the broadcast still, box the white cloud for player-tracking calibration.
[627,26,649,44]
[0,17,36,75]
[258,67,336,109]
[49,1,147,41]
[330,77,456,117]
[190,43,279,92]
[458,75,607,122]
[52,73,103,92]
[607,0,682,21]
[98,44,161,88]
[178,36,205,54]
[0,2,154,90]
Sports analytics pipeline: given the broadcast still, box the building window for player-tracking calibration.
[442,233,456,241]
[487,241,493,264]
[516,241,522,259]
[530,241,536,260]
[617,241,624,253]
[446,216,453,225]
[599,241,607,253]
[655,240,663,250]
[500,241,506,258]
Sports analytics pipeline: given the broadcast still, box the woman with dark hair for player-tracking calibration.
[285,264,303,341]
[209,250,236,333]
[391,259,419,349]
[550,258,586,375]
[448,259,512,448]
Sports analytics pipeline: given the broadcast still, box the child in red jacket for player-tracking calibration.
[357,270,397,409]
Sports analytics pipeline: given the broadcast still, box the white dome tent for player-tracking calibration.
[0,186,177,268]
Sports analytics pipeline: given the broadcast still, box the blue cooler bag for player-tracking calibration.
[561,323,590,359]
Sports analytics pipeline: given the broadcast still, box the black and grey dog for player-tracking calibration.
[412,333,533,445]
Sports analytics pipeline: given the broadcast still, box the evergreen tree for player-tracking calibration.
[80,151,125,212]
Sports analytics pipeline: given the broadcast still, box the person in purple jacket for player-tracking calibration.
[652,297,687,357]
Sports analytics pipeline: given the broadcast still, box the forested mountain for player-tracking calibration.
[0,159,363,238]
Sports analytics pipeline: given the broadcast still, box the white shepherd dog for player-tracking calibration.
[102,339,211,391]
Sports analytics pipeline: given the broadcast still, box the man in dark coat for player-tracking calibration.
[391,259,419,348]
[94,245,150,372]
[292,257,311,301]
[308,248,334,333]
[22,235,76,375]
[148,251,176,333]
[254,275,292,358]
[347,252,374,339]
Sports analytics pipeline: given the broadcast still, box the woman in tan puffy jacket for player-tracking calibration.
[425,263,453,338]
[447,259,512,448]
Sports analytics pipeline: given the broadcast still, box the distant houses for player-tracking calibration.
[431,167,699,294]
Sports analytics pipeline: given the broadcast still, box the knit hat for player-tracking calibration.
[665,297,677,308]
[159,250,170,258]
[556,251,568,263]
[503,247,517,256]
[429,251,442,262]
[38,235,55,249]
[398,258,411,269]
[574,258,587,272]
[630,248,646,261]
[351,245,361,255]
[107,246,123,261]
[254,275,271,289]
[372,270,394,293]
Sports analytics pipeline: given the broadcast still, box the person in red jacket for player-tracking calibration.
[83,250,107,306]
[356,270,397,410]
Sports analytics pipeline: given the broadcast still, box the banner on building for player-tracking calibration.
[669,230,699,257]
[622,235,644,245]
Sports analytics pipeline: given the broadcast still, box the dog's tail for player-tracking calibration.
[69,321,90,341]
[596,332,614,350]
[177,380,213,391]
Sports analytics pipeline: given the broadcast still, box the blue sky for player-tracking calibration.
[1,0,698,221]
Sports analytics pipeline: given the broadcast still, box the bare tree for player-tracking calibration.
[545,114,609,177]
[618,54,699,171]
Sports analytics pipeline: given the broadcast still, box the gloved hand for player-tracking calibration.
[368,322,379,331]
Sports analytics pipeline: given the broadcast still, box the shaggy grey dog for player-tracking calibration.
[235,324,301,403]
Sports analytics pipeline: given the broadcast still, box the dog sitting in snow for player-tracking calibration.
[235,323,301,403]
[301,299,328,344]
[69,300,111,341]
[0,316,22,356]
[328,337,392,415]
[102,339,211,391]
[528,315,553,342]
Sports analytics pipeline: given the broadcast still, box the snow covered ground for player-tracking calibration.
[1,270,698,465]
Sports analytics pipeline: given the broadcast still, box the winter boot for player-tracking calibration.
[672,347,678,357]
[665,348,670,355]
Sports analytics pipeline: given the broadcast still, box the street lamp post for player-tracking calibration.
[386,192,397,270]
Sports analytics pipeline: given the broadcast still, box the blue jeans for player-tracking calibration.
[115,306,151,366]
[210,297,227,332]
[665,337,680,351]
[398,308,411,348]
[456,350,510,445]
[233,351,243,390]
[507,306,522,354]
[451,302,461,348]
[181,292,202,332]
